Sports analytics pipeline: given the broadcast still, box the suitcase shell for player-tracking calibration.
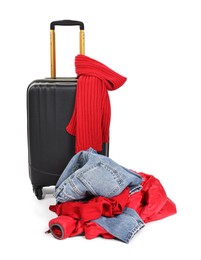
[27,78,109,199]
[27,20,109,199]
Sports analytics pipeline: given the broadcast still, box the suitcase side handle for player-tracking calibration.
[50,20,85,78]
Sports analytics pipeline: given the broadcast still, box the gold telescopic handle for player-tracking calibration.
[80,30,85,55]
[50,29,85,79]
[50,30,56,78]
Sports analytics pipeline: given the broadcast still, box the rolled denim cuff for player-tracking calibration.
[93,207,145,243]
[129,184,142,194]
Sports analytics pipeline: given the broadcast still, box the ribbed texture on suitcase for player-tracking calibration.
[27,82,76,186]
[66,55,127,153]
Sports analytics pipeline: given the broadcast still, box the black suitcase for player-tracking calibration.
[27,20,109,200]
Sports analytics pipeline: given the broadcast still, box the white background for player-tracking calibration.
[0,0,200,259]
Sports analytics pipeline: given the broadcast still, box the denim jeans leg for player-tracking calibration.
[93,207,145,243]
[54,148,143,202]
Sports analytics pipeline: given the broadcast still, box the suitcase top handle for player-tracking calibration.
[50,19,85,78]
[50,20,84,30]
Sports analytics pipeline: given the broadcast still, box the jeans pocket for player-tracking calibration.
[55,176,87,202]
[77,163,126,197]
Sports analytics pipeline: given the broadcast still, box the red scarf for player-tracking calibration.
[66,55,127,153]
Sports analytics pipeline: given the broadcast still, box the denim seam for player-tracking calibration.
[99,163,125,197]
[100,163,124,185]
[125,221,145,243]
[54,183,65,197]
[68,178,86,196]
[62,193,76,201]
[77,175,99,196]
[122,209,145,243]
[77,164,99,175]
[55,188,74,201]
[107,186,121,197]
[77,163,123,197]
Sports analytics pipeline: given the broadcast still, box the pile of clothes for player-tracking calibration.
[46,55,176,243]
[46,148,176,243]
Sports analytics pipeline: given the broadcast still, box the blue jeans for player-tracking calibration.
[55,148,143,203]
[54,148,145,243]
[93,207,144,243]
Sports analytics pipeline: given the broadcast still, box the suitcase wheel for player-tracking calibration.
[33,186,44,200]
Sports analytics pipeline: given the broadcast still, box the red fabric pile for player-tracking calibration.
[47,172,176,240]
[49,187,129,222]
[127,172,177,223]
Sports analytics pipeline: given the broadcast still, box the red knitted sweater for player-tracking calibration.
[66,55,127,153]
